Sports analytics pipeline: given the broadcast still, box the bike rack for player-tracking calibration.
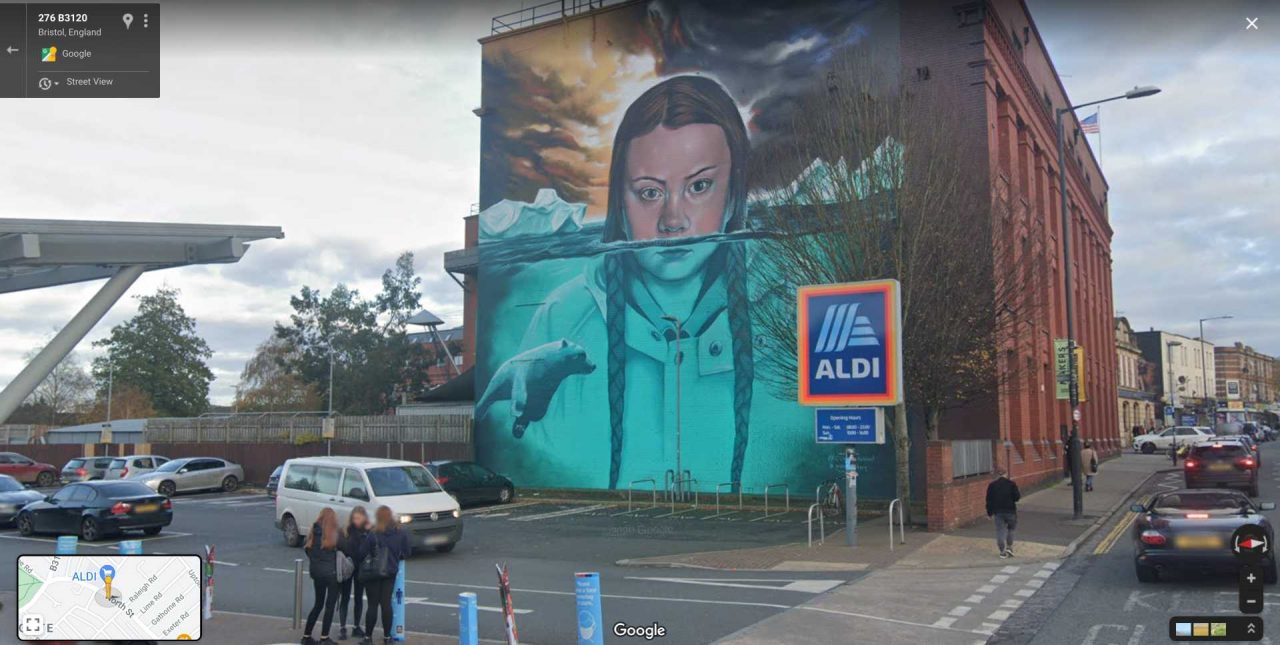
[751,482,789,521]
[663,469,676,501]
[654,477,699,518]
[815,478,842,513]
[708,481,742,518]
[627,478,657,513]
[807,503,825,547]
[888,497,907,550]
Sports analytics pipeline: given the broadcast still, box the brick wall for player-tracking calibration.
[926,441,995,531]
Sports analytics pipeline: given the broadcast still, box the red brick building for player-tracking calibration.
[446,0,1119,529]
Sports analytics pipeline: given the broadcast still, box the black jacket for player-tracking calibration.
[342,525,369,560]
[985,477,1020,516]
[306,523,341,581]
[357,526,413,572]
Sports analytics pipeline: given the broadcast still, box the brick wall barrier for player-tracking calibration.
[926,440,995,532]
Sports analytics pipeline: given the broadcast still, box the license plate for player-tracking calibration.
[1175,535,1223,549]
[134,504,160,513]
[1209,463,1233,472]
[422,534,449,546]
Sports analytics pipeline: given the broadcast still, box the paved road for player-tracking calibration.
[0,491,857,644]
[994,442,1280,645]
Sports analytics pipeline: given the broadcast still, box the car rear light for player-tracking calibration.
[1237,457,1257,469]
[121,467,129,478]
[1186,513,1210,519]
[436,476,449,484]
[1140,530,1167,546]
[110,502,132,515]
[162,499,172,510]
[76,468,86,476]
[1184,460,1200,469]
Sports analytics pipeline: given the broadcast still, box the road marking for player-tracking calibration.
[1042,561,1060,571]
[948,606,971,617]
[965,595,985,604]
[977,622,1001,635]
[463,501,538,515]
[1014,588,1035,597]
[474,513,510,519]
[264,567,297,573]
[1000,565,1020,574]
[625,576,843,594]
[406,597,532,614]
[510,504,609,522]
[209,560,240,567]
[1001,599,1022,609]
[1025,579,1044,589]
[976,584,997,593]
[989,574,1010,584]
[798,606,988,636]
[1094,511,1139,555]
[987,609,1012,621]
[932,617,957,628]
[0,531,192,545]
[389,577,793,609]
[1032,569,1052,578]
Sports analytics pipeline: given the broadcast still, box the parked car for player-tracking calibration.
[425,460,515,505]
[1131,488,1276,583]
[1184,440,1259,496]
[105,455,169,480]
[0,474,44,525]
[14,480,173,541]
[274,456,462,553]
[135,457,244,497]
[61,456,116,482]
[1133,426,1213,454]
[266,465,282,498]
[0,452,59,487]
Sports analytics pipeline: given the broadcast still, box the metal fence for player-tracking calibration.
[490,0,621,34]
[951,439,994,478]
[0,424,39,444]
[145,415,472,445]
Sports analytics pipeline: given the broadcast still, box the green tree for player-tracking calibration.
[274,252,434,415]
[91,287,215,417]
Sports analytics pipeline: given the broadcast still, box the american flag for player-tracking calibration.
[1080,112,1100,134]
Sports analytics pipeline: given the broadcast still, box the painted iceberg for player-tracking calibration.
[479,188,586,244]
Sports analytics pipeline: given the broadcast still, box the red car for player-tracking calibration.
[0,452,59,487]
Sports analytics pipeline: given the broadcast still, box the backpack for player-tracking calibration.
[357,536,396,582]
[336,551,355,582]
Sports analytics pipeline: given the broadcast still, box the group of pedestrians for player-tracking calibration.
[301,504,413,645]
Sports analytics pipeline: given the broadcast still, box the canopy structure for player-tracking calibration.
[0,218,284,424]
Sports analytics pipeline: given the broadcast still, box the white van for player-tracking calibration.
[274,456,462,554]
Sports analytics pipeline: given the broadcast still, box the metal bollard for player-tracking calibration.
[292,558,304,629]
[459,592,478,645]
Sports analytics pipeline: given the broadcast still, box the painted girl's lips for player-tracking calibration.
[658,248,692,258]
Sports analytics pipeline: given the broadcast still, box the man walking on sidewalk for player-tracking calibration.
[986,468,1021,559]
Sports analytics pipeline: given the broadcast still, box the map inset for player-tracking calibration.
[18,555,201,641]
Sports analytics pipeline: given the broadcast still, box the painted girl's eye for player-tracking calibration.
[638,186,664,201]
[688,178,713,195]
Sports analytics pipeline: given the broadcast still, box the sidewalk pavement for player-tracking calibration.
[615,452,1174,645]
[0,591,500,645]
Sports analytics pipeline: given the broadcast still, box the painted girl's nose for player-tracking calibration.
[657,198,689,235]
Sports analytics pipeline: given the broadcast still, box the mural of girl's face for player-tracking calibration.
[623,123,730,282]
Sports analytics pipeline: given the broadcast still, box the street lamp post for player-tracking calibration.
[1055,85,1160,519]
[661,314,684,501]
[1199,315,1232,431]
[1166,340,1183,465]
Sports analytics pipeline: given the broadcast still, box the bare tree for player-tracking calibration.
[22,346,93,426]
[234,336,324,413]
[750,51,1041,517]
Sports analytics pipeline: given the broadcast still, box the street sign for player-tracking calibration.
[1054,340,1071,400]
[1181,414,1197,426]
[815,408,885,444]
[1072,409,1081,422]
[798,280,903,406]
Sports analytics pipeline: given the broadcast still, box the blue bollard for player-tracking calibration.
[458,592,478,645]
[55,536,77,555]
[118,540,142,555]
[391,560,405,642]
[575,572,603,645]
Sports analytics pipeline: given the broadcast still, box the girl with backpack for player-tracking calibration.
[302,507,346,645]
[357,505,412,645]
[337,506,370,641]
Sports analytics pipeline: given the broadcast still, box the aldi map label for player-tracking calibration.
[18,554,200,641]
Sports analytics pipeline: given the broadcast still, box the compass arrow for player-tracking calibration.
[5,46,18,54]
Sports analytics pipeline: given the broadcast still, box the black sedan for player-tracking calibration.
[266,465,282,498]
[0,474,43,524]
[1131,488,1276,583]
[425,460,515,505]
[15,480,173,541]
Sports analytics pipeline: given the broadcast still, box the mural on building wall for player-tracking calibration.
[475,0,900,495]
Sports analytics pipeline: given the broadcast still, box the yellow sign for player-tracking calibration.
[1228,400,1245,410]
[1075,347,1086,402]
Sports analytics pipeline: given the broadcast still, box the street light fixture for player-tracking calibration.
[661,314,684,500]
[1056,84,1160,519]
[1198,315,1232,431]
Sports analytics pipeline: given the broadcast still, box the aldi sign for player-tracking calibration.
[798,280,903,406]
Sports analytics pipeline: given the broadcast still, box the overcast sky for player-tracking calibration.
[1,0,1276,406]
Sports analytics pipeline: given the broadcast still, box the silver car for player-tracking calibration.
[137,457,244,496]
[60,457,115,482]
[105,455,169,480]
